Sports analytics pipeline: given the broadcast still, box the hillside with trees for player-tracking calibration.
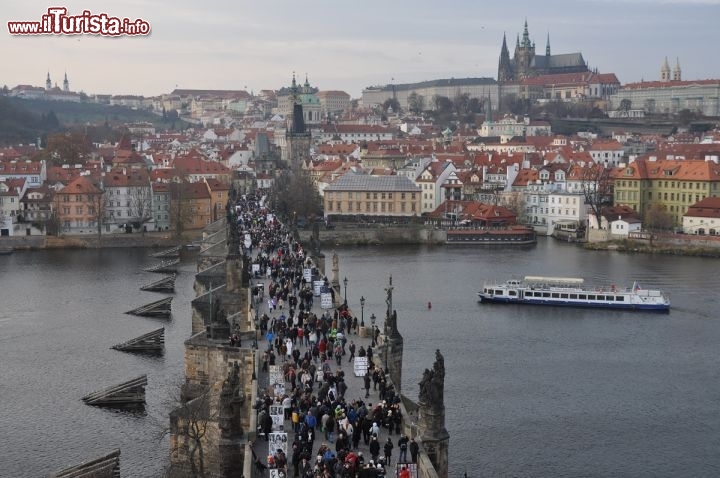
[0,96,61,145]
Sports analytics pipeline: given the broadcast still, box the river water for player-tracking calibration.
[2,240,720,477]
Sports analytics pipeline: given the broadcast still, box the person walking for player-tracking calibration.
[383,437,394,465]
[348,341,356,362]
[397,434,409,463]
[369,436,380,463]
[409,437,419,463]
[364,373,371,398]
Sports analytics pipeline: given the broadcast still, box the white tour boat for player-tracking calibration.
[478,276,670,312]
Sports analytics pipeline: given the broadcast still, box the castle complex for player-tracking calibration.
[498,21,589,83]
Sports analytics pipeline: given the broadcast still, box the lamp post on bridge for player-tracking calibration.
[343,276,348,306]
[370,313,376,347]
[360,296,365,327]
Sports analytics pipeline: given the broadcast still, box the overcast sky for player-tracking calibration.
[3,0,719,98]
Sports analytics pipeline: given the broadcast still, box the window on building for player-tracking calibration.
[336,201,341,212]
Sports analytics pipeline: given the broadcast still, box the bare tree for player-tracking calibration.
[89,190,108,240]
[128,184,153,234]
[500,191,528,224]
[644,202,674,232]
[579,162,613,229]
[160,383,217,478]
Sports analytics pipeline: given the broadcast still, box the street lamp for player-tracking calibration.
[343,277,348,305]
[370,313,376,347]
[360,296,365,327]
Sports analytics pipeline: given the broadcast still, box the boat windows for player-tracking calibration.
[579,294,587,300]
[616,296,625,301]
[509,291,517,296]
[569,294,578,299]
[495,290,503,295]
[560,293,569,299]
[551,293,560,298]
[542,292,551,298]
[588,295,596,300]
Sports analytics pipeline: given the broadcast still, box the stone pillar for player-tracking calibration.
[331,250,340,288]
[218,361,245,478]
[226,254,241,293]
[416,350,449,478]
[384,311,404,394]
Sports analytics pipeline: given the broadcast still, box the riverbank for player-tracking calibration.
[585,238,720,258]
[299,223,720,259]
[0,231,201,250]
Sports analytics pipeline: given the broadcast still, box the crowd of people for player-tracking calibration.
[231,192,419,478]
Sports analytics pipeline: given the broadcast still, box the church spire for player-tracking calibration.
[498,32,512,83]
[63,71,69,92]
[661,57,671,81]
[500,32,509,56]
[673,57,682,81]
[521,19,530,48]
[46,71,51,90]
[545,32,551,56]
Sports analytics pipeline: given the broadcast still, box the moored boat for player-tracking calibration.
[446,225,537,245]
[478,276,670,312]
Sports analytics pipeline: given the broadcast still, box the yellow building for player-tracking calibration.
[323,173,421,219]
[612,159,720,226]
[170,181,212,231]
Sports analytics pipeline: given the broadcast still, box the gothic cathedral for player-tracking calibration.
[498,21,589,83]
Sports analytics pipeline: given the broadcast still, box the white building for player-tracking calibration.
[608,79,720,116]
[477,115,551,138]
[415,160,457,213]
[362,77,498,111]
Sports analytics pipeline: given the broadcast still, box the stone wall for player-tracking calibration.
[298,225,446,246]
[0,233,188,250]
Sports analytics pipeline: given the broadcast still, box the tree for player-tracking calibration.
[579,162,613,229]
[407,92,425,114]
[89,190,108,240]
[500,191,528,224]
[128,184,153,234]
[499,93,531,116]
[644,202,674,231]
[45,130,93,164]
[270,169,322,222]
[162,383,217,478]
[676,108,697,127]
[619,99,632,117]
[382,98,400,114]
[453,92,471,116]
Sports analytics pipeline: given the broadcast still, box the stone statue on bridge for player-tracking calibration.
[418,349,445,408]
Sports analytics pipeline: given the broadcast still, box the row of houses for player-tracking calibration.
[0,154,231,236]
